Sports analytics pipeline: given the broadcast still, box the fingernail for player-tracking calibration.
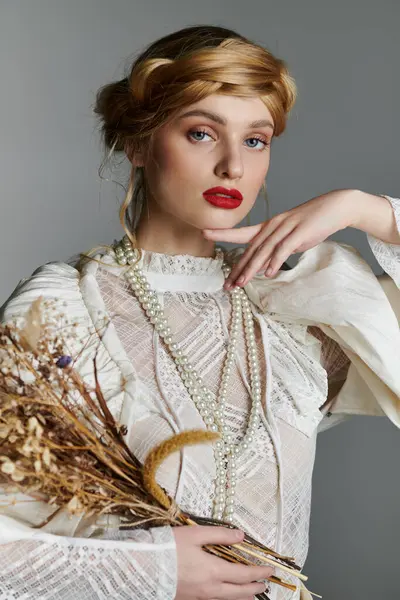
[266,267,273,276]
[236,276,245,285]
[224,280,232,290]
[235,529,244,539]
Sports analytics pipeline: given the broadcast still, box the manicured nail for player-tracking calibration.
[266,267,273,276]
[236,275,245,285]
[235,529,245,539]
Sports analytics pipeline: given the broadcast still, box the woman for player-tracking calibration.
[1,24,399,600]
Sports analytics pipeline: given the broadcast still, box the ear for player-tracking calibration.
[124,140,145,167]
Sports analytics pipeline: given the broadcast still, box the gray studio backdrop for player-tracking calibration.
[1,2,399,599]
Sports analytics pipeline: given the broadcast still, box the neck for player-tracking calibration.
[135,208,216,258]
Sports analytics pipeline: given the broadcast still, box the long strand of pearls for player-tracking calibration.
[114,235,262,523]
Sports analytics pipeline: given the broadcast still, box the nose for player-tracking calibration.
[214,145,244,181]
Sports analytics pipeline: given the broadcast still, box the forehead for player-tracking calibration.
[172,94,274,132]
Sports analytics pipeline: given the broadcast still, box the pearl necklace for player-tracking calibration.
[114,235,262,523]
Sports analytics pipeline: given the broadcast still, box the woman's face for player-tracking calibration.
[132,93,274,232]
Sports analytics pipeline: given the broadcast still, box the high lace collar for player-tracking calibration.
[100,245,227,293]
[139,248,225,277]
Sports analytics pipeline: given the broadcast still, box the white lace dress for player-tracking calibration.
[0,195,399,600]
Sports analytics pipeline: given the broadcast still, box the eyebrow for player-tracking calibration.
[177,109,275,132]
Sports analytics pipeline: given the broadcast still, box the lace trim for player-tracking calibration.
[367,195,400,287]
[138,248,225,276]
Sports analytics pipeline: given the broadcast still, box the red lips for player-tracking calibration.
[203,187,243,209]
[203,187,243,200]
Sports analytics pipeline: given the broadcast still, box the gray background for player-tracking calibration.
[1,1,399,598]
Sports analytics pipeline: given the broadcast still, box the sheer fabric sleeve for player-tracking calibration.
[0,264,178,600]
[309,265,400,432]
[315,196,400,427]
[367,195,400,288]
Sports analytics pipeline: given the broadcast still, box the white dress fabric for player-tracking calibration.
[0,195,399,600]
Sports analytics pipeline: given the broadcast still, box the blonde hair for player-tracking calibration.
[91,24,297,253]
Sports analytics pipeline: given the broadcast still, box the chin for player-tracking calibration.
[193,209,248,231]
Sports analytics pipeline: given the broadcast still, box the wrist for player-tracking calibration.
[344,189,365,229]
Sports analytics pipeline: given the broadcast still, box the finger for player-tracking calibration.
[263,230,303,276]
[224,233,274,289]
[220,561,275,584]
[229,223,297,287]
[216,580,268,599]
[224,219,286,288]
[203,224,263,244]
[191,525,244,546]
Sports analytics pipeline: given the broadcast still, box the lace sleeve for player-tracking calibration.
[0,517,177,600]
[0,265,178,599]
[367,195,400,288]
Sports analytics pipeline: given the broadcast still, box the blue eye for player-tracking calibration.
[245,137,270,150]
[188,129,270,151]
[189,130,212,142]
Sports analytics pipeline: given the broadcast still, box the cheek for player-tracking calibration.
[247,155,270,195]
[151,137,199,186]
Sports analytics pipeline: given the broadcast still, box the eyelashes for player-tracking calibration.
[187,128,271,151]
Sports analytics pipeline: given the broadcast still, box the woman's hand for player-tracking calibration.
[173,525,274,600]
[203,189,359,289]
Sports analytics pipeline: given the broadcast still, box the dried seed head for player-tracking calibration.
[67,495,84,514]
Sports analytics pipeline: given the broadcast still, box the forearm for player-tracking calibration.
[349,190,400,245]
